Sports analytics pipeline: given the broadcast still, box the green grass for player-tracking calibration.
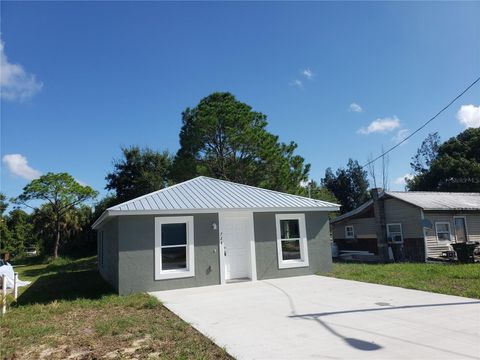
[320,262,480,299]
[0,256,232,359]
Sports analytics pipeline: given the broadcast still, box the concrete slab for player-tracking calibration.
[151,275,480,360]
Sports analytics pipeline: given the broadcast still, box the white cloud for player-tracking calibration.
[358,116,400,135]
[394,173,414,185]
[457,104,480,128]
[392,128,410,144]
[349,102,363,113]
[0,39,43,101]
[302,69,314,80]
[290,79,303,89]
[2,154,42,180]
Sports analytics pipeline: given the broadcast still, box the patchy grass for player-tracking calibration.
[320,262,480,299]
[0,256,232,359]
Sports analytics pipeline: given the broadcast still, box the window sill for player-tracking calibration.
[155,269,195,281]
[278,260,309,269]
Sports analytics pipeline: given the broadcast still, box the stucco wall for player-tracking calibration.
[117,213,220,294]
[98,217,119,291]
[254,211,332,280]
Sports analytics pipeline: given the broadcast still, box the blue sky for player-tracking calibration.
[1,2,479,203]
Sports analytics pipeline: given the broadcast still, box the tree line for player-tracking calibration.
[1,92,478,259]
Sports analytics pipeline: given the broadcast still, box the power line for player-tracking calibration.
[362,75,480,169]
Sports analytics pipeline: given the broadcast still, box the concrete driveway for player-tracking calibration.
[151,275,480,359]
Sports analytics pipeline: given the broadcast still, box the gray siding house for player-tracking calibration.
[92,176,339,294]
[331,191,480,262]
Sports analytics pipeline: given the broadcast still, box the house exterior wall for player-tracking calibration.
[99,210,332,294]
[423,211,480,258]
[384,198,423,238]
[98,217,119,291]
[254,211,332,279]
[117,213,220,295]
[332,218,377,239]
[332,198,426,261]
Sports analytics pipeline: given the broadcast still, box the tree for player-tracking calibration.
[322,159,370,213]
[6,209,35,255]
[172,92,310,193]
[367,147,390,190]
[407,128,480,191]
[0,193,8,216]
[410,132,441,174]
[0,193,12,255]
[299,180,338,204]
[13,173,98,258]
[106,146,173,203]
[93,194,118,220]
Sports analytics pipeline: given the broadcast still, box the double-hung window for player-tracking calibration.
[275,214,309,269]
[435,222,451,243]
[345,225,355,239]
[387,223,403,243]
[155,216,195,280]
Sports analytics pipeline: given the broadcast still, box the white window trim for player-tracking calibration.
[435,221,451,244]
[387,223,404,244]
[345,225,355,239]
[155,216,195,280]
[275,213,309,269]
[453,216,469,243]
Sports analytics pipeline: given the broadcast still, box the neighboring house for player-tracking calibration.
[331,190,480,262]
[92,176,340,294]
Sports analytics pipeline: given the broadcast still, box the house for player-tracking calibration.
[331,190,480,262]
[92,176,340,294]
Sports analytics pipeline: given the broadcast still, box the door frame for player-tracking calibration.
[453,216,469,243]
[218,211,257,285]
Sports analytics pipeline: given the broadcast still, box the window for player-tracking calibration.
[453,217,468,243]
[345,225,355,239]
[435,222,451,242]
[155,216,195,280]
[387,223,403,243]
[275,214,309,269]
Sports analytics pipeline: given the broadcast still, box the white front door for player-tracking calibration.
[220,213,254,281]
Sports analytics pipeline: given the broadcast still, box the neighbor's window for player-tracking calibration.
[345,225,355,239]
[275,214,309,269]
[435,222,451,242]
[155,216,195,280]
[387,223,403,243]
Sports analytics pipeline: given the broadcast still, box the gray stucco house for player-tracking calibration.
[92,176,340,294]
[331,190,480,262]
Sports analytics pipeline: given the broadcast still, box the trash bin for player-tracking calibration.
[451,242,478,263]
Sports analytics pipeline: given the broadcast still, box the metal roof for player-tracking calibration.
[385,191,480,211]
[93,176,340,228]
[331,191,480,224]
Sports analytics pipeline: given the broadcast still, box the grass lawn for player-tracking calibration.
[0,256,231,360]
[320,262,480,299]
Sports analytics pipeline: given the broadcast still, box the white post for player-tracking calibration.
[14,272,18,300]
[1,274,6,315]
